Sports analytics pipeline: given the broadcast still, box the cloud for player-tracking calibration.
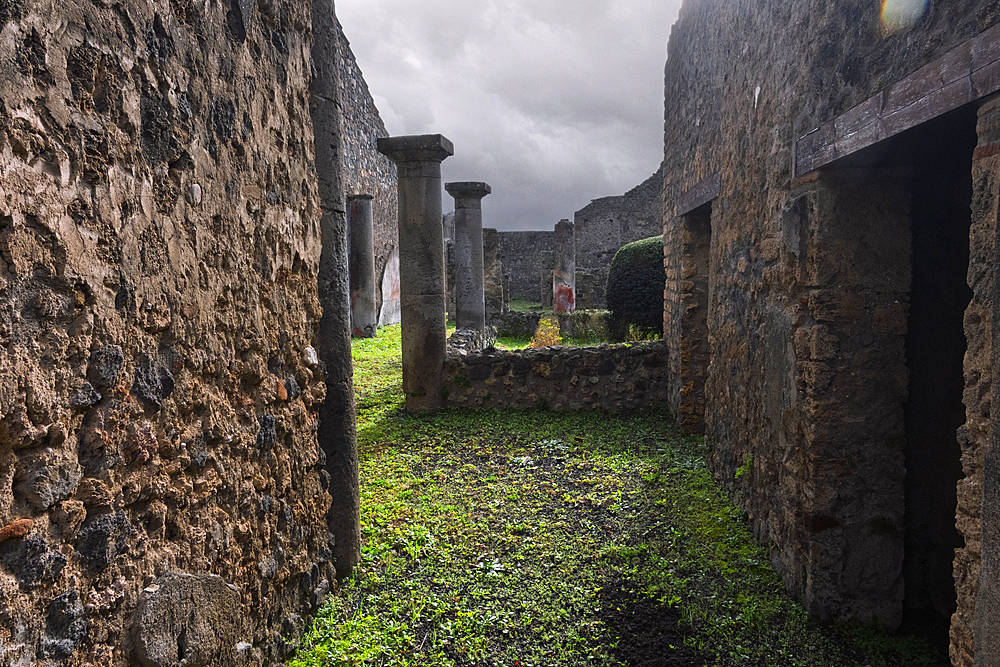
[336,0,681,231]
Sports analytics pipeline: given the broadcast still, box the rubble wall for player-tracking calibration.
[0,0,347,664]
[662,0,1000,660]
[499,230,553,303]
[443,341,667,413]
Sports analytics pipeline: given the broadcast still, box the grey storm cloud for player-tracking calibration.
[336,0,682,231]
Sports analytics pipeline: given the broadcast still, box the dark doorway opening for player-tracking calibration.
[899,108,976,648]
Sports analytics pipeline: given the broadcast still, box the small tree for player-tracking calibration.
[605,235,664,341]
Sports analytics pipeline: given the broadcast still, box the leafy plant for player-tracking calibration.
[529,315,562,348]
[606,235,665,341]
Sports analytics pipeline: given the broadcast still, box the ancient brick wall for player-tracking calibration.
[574,166,663,309]
[443,341,667,412]
[335,20,398,323]
[0,0,352,664]
[499,230,553,303]
[662,0,1000,661]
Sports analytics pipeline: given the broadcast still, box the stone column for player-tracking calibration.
[483,227,504,322]
[553,219,576,313]
[377,134,453,412]
[349,194,377,338]
[445,181,491,331]
[310,0,359,579]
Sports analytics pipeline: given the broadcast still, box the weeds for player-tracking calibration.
[529,316,561,348]
[290,324,942,667]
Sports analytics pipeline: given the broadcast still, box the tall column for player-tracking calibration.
[553,218,576,313]
[377,134,453,412]
[349,194,377,338]
[445,181,491,331]
[310,0,359,579]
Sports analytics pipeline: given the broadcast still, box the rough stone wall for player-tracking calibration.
[483,227,504,322]
[0,0,346,664]
[499,230,553,303]
[335,20,398,322]
[662,0,1000,659]
[574,166,664,309]
[443,341,667,412]
[958,93,999,666]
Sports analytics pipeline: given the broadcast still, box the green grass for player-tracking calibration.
[291,324,942,667]
[507,298,545,313]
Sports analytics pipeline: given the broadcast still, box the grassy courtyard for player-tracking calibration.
[288,325,941,667]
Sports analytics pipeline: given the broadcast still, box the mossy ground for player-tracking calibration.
[289,324,943,667]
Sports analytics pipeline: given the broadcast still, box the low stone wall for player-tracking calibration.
[491,310,611,340]
[442,340,668,412]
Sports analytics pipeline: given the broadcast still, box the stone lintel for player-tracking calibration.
[445,181,492,200]
[377,134,454,164]
[347,193,374,200]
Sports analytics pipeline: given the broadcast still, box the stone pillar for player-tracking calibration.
[445,182,491,331]
[349,194,377,338]
[311,0,359,579]
[553,219,576,313]
[483,227,504,322]
[443,212,456,321]
[377,134,453,412]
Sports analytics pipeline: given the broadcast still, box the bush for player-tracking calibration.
[606,235,664,341]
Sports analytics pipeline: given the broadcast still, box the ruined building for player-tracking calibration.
[574,166,664,309]
[661,1,1000,664]
[497,166,663,311]
[0,0,364,663]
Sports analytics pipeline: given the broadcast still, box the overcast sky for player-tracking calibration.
[336,0,682,232]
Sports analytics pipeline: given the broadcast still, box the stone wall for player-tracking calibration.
[499,231,553,303]
[335,20,398,324]
[0,0,353,664]
[442,341,668,412]
[574,166,664,309]
[483,227,505,321]
[661,1,1000,662]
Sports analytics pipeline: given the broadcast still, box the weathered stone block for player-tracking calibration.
[131,572,247,667]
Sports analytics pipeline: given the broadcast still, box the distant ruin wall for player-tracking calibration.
[0,0,348,664]
[442,341,668,412]
[574,167,663,309]
[499,231,553,303]
[336,20,398,323]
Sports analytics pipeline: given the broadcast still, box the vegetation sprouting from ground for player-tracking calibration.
[289,324,942,667]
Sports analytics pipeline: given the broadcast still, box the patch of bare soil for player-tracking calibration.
[599,581,709,667]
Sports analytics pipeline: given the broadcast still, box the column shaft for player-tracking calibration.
[349,194,377,337]
[378,135,454,412]
[446,182,491,331]
[553,219,576,313]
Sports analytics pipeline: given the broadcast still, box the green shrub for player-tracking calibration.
[606,235,664,341]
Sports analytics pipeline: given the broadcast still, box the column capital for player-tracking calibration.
[377,134,454,164]
[348,193,374,201]
[445,181,492,199]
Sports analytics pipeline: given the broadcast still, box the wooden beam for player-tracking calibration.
[795,24,1000,177]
